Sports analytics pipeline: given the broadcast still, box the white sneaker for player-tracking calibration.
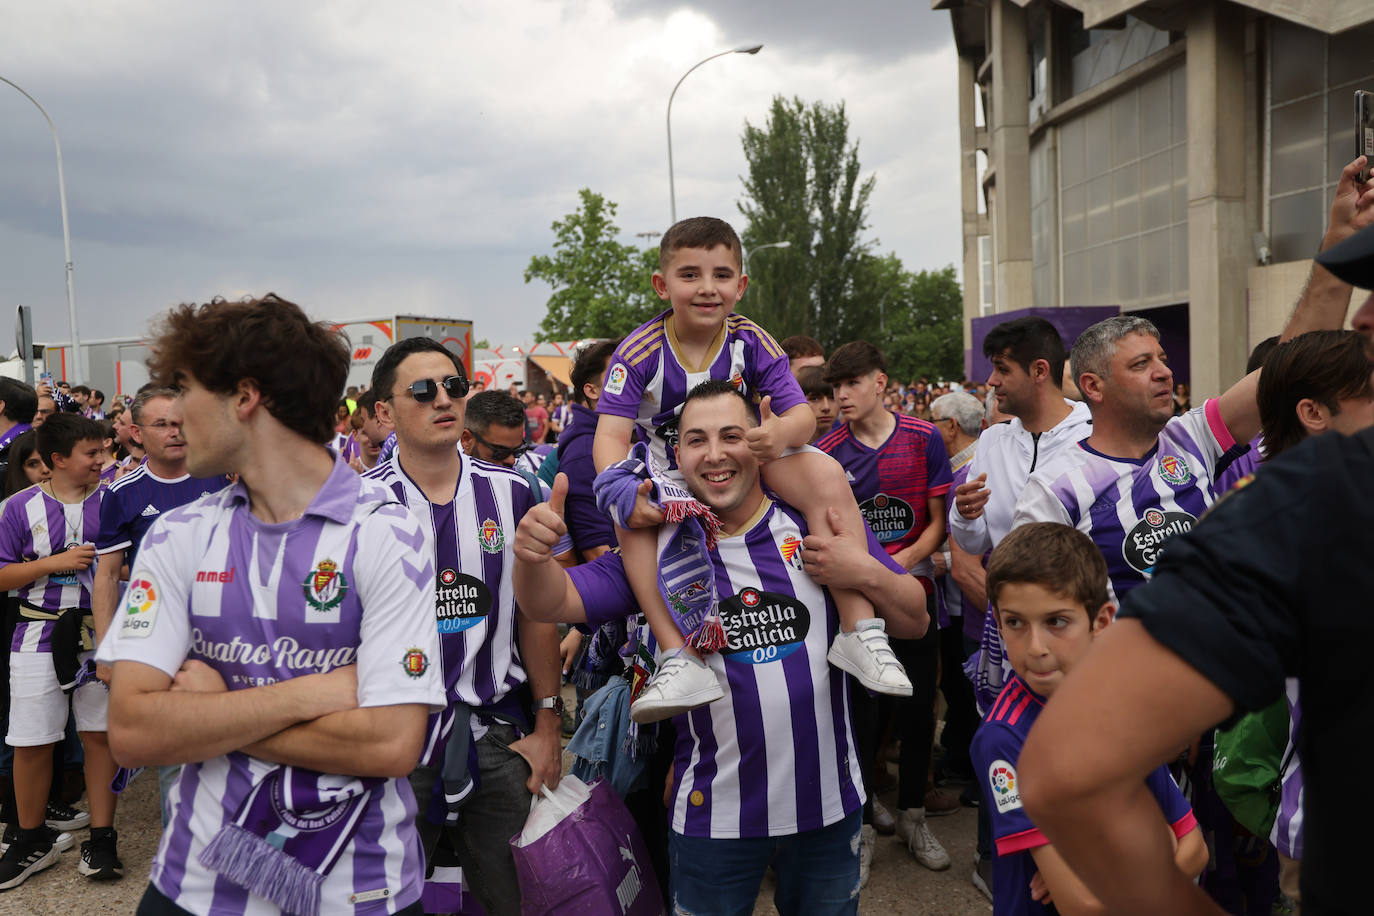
[895,807,951,871]
[871,798,896,835]
[629,652,724,724]
[827,620,913,695]
[858,824,876,889]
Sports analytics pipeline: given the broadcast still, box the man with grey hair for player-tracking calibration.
[1011,303,1344,604]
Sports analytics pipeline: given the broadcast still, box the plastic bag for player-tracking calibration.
[1213,697,1290,837]
[511,775,663,916]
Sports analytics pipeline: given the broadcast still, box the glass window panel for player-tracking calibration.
[1064,251,1089,304]
[1085,105,1112,179]
[1140,72,1171,154]
[1112,89,1140,163]
[1270,190,1324,263]
[1087,174,1113,241]
[1062,183,1087,253]
[1171,66,1187,146]
[1141,228,1172,298]
[1060,118,1086,188]
[1114,237,1140,304]
[1140,150,1173,231]
[1033,261,1052,309]
[1114,164,1140,236]
[1173,223,1189,295]
[1270,22,1326,104]
[1270,98,1326,194]
[1172,144,1189,224]
[1091,246,1113,303]
[1328,24,1374,88]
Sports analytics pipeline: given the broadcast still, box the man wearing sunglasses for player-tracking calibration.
[461,391,536,469]
[366,338,563,916]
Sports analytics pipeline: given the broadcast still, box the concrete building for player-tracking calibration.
[941,0,1374,395]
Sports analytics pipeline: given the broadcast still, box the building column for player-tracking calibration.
[1186,0,1249,398]
[990,0,1034,313]
[958,52,982,364]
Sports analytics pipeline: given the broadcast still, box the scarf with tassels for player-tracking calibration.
[592,442,726,650]
[198,766,382,915]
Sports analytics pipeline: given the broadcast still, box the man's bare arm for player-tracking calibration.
[948,532,987,611]
[107,659,359,768]
[1018,620,1232,915]
[243,704,430,778]
[801,507,930,639]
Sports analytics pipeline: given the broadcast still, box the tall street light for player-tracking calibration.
[742,239,791,276]
[1,76,81,384]
[667,43,763,226]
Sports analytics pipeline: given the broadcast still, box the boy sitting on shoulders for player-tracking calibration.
[970,522,1206,914]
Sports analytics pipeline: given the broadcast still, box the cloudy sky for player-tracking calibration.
[1,0,961,355]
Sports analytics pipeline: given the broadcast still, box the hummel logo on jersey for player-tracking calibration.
[140,504,160,518]
[195,569,235,583]
[845,470,856,482]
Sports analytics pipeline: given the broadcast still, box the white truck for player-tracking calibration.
[332,315,474,391]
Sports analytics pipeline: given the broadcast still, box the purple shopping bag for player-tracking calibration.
[511,776,663,916]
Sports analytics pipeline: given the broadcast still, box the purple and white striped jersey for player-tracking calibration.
[666,500,867,838]
[95,458,445,915]
[1272,678,1304,860]
[363,450,538,767]
[0,483,103,616]
[330,431,360,463]
[597,309,806,472]
[1011,400,1235,603]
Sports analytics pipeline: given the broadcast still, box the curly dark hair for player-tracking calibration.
[146,293,349,444]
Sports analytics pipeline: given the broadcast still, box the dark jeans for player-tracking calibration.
[668,809,862,916]
[409,723,533,916]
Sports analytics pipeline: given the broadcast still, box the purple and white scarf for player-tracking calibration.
[199,766,382,915]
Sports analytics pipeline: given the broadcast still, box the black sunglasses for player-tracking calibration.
[469,430,533,463]
[396,375,469,403]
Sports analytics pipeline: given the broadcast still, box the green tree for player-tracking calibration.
[526,189,660,341]
[737,96,876,350]
[884,265,964,383]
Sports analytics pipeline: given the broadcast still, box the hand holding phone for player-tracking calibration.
[1356,90,1374,183]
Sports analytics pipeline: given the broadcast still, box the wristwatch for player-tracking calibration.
[533,695,565,718]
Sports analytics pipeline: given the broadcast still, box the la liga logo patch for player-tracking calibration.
[401,648,429,679]
[988,759,1022,813]
[120,577,158,638]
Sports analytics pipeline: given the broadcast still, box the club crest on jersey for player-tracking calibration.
[719,588,809,665]
[604,363,628,395]
[728,372,744,392]
[988,759,1022,812]
[303,558,348,612]
[478,519,505,554]
[401,648,429,679]
[779,535,804,571]
[1157,455,1192,487]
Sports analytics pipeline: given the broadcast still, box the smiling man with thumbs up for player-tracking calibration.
[515,379,930,915]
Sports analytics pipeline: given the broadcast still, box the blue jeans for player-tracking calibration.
[668,809,861,916]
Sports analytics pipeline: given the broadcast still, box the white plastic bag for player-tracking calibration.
[517,775,592,847]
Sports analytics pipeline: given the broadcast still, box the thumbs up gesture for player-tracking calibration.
[514,473,569,564]
[745,395,786,463]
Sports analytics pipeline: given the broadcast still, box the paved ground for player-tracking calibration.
[1,773,991,916]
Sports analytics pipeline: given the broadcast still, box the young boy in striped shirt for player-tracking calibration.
[593,217,910,724]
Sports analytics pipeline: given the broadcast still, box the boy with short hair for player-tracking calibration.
[593,217,910,722]
[970,522,1205,914]
[0,413,119,889]
[795,365,836,444]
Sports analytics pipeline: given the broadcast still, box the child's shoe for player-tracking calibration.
[828,619,913,695]
[629,653,724,724]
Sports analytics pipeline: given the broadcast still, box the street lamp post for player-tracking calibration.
[741,239,791,276]
[667,43,763,226]
[1,76,81,384]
